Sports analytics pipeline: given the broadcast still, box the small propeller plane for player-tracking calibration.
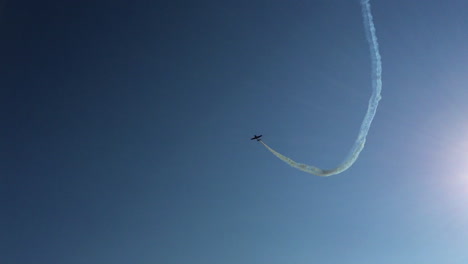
[250,134,262,141]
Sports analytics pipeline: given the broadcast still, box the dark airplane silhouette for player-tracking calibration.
[251,135,262,141]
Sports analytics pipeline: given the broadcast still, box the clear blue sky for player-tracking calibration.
[4,0,468,263]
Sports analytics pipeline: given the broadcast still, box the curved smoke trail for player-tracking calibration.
[261,0,382,177]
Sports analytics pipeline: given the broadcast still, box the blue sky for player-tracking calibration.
[4,0,468,263]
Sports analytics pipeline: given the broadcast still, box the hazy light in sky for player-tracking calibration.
[260,0,382,176]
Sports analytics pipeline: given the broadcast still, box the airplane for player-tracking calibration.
[251,134,262,141]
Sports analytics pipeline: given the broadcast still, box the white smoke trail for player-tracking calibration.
[261,0,382,177]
